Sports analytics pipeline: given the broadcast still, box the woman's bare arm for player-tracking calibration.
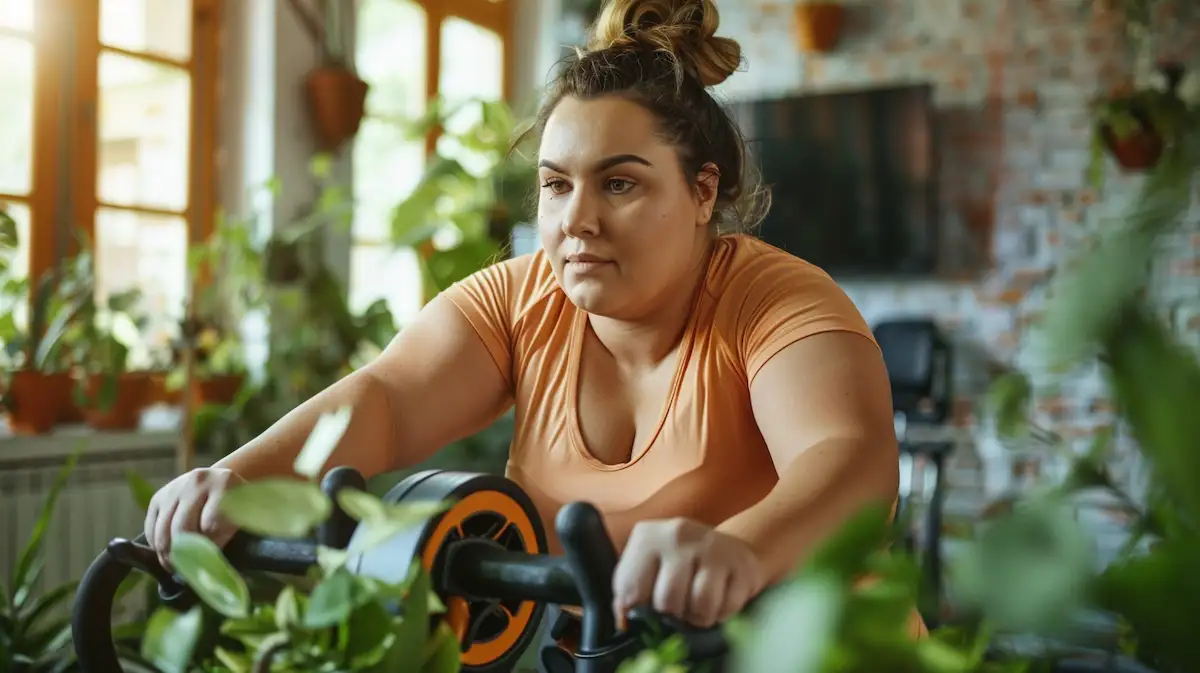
[212,293,513,481]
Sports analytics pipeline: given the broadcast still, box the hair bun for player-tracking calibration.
[588,0,742,87]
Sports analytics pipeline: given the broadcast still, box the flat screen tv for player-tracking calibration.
[728,83,939,277]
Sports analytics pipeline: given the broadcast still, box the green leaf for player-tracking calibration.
[126,470,158,512]
[169,532,250,619]
[376,564,433,673]
[420,622,462,673]
[732,573,843,673]
[987,371,1031,439]
[345,600,396,669]
[1103,301,1200,529]
[214,647,253,673]
[915,638,976,673]
[12,451,79,610]
[218,478,332,538]
[0,209,19,249]
[274,585,302,631]
[292,405,354,479]
[15,580,77,638]
[337,488,389,521]
[948,497,1092,633]
[798,501,892,581]
[140,606,204,673]
[1095,535,1200,672]
[346,499,450,557]
[304,566,373,629]
[310,153,334,179]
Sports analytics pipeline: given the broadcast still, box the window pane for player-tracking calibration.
[96,207,187,364]
[349,244,422,327]
[356,0,426,119]
[436,18,504,166]
[0,0,32,31]
[101,0,192,61]
[353,0,427,244]
[0,36,33,196]
[0,200,31,332]
[353,119,425,243]
[98,52,191,211]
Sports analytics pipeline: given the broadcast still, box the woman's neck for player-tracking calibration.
[587,238,716,371]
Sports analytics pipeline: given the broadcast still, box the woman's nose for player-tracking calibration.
[561,191,600,238]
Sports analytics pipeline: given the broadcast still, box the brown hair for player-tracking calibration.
[519,0,770,234]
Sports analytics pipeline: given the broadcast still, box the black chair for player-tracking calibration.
[873,318,954,627]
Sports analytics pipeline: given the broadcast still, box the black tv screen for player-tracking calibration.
[728,83,939,277]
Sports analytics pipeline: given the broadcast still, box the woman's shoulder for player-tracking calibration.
[450,247,564,324]
[708,234,844,297]
[706,234,874,351]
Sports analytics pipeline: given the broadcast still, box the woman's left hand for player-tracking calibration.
[612,518,766,628]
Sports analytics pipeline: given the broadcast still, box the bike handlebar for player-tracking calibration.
[71,469,730,673]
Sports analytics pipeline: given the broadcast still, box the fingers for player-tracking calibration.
[199,494,236,547]
[154,497,181,571]
[613,547,660,622]
[144,499,160,549]
[718,571,755,622]
[144,468,242,572]
[686,566,730,628]
[651,557,696,620]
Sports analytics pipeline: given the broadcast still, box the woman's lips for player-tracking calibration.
[565,253,613,273]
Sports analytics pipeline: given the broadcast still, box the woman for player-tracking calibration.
[145,0,902,636]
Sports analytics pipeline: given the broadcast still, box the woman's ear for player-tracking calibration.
[695,162,721,227]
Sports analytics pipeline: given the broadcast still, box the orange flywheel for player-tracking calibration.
[347,470,549,672]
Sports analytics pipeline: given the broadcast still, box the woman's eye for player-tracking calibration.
[541,178,569,195]
[606,178,634,194]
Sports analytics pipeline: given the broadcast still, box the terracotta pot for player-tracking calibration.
[193,374,246,406]
[306,66,369,152]
[794,2,846,53]
[1100,121,1164,171]
[7,371,72,434]
[144,371,183,405]
[82,373,149,431]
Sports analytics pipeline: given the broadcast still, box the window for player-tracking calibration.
[351,0,511,328]
[0,0,218,364]
[0,0,36,328]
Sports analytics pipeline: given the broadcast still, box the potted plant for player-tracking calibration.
[176,204,270,407]
[64,285,153,431]
[0,217,93,433]
[286,0,369,152]
[390,96,538,297]
[1088,62,1198,185]
[136,409,459,672]
[793,1,846,54]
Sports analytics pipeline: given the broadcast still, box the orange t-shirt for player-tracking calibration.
[442,234,877,554]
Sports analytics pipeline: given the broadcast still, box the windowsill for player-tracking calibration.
[0,423,180,463]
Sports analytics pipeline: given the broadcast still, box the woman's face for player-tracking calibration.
[537,95,718,320]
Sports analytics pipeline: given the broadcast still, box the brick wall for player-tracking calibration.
[704,0,1200,506]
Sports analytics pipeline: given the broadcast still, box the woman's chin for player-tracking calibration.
[564,281,617,315]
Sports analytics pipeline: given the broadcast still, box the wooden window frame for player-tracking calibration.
[415,0,516,154]
[11,0,221,290]
[350,0,515,258]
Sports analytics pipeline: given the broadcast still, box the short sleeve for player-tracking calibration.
[440,255,529,389]
[735,257,878,385]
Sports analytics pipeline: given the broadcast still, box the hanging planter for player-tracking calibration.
[1087,62,1194,186]
[306,67,369,152]
[286,0,369,152]
[794,2,846,54]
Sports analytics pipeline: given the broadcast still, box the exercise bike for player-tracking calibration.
[72,467,731,673]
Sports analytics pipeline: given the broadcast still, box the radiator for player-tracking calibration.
[0,432,179,622]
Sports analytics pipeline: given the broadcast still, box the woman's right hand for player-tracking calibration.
[144,467,246,570]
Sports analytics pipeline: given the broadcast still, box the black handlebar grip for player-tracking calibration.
[317,466,368,549]
[555,501,619,653]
